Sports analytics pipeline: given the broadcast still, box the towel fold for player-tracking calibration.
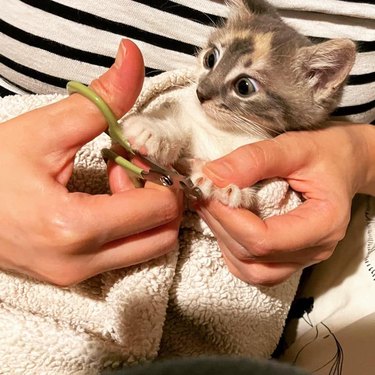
[0,70,301,374]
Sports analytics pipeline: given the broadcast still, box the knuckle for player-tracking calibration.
[248,240,272,258]
[312,252,331,264]
[312,246,336,263]
[335,223,349,242]
[322,200,350,233]
[160,229,180,254]
[39,262,83,287]
[47,273,78,287]
[246,274,272,286]
[234,263,293,287]
[247,273,282,287]
[160,194,181,223]
[48,224,78,249]
[39,218,90,258]
[41,210,88,253]
[331,223,349,244]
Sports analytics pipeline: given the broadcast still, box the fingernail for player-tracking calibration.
[204,161,233,183]
[114,39,127,69]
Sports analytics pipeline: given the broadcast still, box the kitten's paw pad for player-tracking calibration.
[214,185,258,209]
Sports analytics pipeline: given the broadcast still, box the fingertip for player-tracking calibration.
[113,39,145,115]
[91,39,145,118]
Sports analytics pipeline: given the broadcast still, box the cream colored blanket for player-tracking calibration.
[0,70,301,375]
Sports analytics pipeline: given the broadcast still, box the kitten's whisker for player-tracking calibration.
[232,113,280,138]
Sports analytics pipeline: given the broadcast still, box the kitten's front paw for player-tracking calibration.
[191,171,257,210]
[214,185,258,209]
[190,172,215,200]
[122,116,179,165]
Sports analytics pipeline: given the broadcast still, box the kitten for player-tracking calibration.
[122,0,356,209]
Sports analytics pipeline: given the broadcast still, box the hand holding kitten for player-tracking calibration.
[0,40,183,286]
[198,123,375,286]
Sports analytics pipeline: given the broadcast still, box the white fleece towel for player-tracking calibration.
[0,70,301,375]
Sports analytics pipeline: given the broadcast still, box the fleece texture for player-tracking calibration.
[0,70,301,375]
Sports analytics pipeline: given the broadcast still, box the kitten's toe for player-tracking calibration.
[215,185,258,209]
[214,184,242,208]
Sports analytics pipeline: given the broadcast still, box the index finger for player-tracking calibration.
[66,183,183,244]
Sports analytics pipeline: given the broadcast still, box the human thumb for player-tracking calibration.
[90,39,144,119]
[58,39,144,147]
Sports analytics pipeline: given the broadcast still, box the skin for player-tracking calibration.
[0,39,183,286]
[198,123,375,286]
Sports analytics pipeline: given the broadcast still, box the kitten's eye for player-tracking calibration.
[203,48,219,69]
[233,77,258,97]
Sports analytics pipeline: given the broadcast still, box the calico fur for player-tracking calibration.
[122,0,356,209]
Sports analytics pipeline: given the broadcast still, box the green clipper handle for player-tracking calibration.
[66,81,144,177]
[66,81,134,154]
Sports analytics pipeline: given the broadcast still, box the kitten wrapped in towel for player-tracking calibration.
[123,0,355,211]
[0,1,357,373]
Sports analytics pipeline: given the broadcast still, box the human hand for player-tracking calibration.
[197,123,374,286]
[0,40,183,286]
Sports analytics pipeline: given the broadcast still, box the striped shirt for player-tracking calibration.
[1,0,374,123]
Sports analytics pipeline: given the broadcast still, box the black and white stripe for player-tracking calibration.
[1,0,374,123]
[1,0,221,93]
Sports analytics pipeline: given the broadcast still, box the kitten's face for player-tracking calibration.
[196,0,356,137]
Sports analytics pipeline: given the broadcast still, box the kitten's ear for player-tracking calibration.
[227,0,278,18]
[298,39,356,102]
